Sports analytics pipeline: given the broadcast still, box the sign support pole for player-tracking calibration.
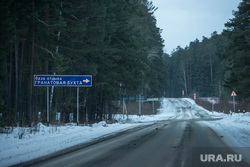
[211,99,215,113]
[139,94,141,116]
[152,101,154,114]
[47,87,49,126]
[233,96,235,113]
[231,91,237,113]
[77,87,79,126]
[123,97,125,119]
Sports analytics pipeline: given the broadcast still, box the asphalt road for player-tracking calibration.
[22,99,249,167]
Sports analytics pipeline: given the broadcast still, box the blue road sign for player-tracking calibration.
[34,75,92,87]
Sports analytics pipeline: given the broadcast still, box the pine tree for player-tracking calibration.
[0,0,166,125]
[221,0,250,100]
[166,33,228,98]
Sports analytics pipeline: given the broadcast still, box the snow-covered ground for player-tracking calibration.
[201,110,250,164]
[0,122,153,167]
[0,98,249,167]
[203,111,250,147]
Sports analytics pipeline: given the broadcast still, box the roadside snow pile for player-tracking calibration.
[113,98,178,123]
[0,122,149,167]
[184,98,211,114]
[92,121,108,127]
[179,98,250,147]
[203,112,250,147]
[113,114,160,123]
[183,98,196,105]
[184,98,250,148]
[0,99,175,167]
[202,111,250,164]
[113,113,174,123]
[157,98,178,116]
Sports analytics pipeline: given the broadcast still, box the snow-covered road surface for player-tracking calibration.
[0,98,249,167]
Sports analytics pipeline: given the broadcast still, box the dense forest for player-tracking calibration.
[165,0,249,101]
[0,0,167,126]
[0,0,249,127]
[164,32,229,98]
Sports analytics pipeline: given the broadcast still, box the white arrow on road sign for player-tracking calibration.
[83,79,90,83]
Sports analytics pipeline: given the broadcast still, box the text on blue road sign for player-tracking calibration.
[34,75,92,87]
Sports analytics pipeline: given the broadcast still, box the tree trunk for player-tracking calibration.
[210,53,213,84]
[181,61,188,97]
[49,1,63,115]
[189,63,192,93]
[28,0,35,126]
[9,51,13,125]
[15,41,19,125]
[19,41,25,126]
[3,53,9,125]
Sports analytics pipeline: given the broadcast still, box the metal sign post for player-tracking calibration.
[122,99,128,120]
[152,101,154,114]
[233,96,235,112]
[147,98,159,114]
[34,75,92,126]
[122,97,125,119]
[47,87,49,126]
[139,94,141,116]
[231,91,237,113]
[211,99,215,113]
[212,103,214,113]
[77,87,79,125]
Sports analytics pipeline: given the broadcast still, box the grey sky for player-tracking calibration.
[152,0,241,54]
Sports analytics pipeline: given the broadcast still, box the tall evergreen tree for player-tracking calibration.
[166,33,229,98]
[221,0,250,100]
[0,0,166,126]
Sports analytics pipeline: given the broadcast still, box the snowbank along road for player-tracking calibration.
[18,98,249,167]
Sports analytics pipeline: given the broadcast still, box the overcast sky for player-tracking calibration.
[151,0,241,54]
